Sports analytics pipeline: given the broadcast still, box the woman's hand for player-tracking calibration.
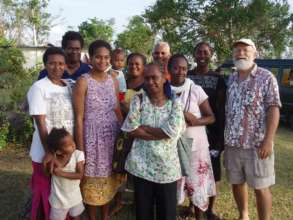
[42,152,54,174]
[184,112,199,126]
[184,99,215,126]
[53,166,64,177]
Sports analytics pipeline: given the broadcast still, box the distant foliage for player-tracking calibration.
[144,0,293,61]
[115,16,155,56]
[78,18,115,48]
[0,0,53,45]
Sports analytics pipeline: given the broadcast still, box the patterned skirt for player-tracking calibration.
[177,148,216,211]
[81,174,126,206]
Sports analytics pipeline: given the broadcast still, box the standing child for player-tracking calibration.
[47,127,85,220]
[111,48,127,101]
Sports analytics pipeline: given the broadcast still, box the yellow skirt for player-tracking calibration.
[81,174,126,206]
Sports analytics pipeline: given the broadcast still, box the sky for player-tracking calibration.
[47,0,156,45]
[47,0,293,45]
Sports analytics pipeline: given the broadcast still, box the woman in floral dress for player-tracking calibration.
[121,63,185,220]
[169,54,216,220]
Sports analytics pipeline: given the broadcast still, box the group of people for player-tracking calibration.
[26,31,281,220]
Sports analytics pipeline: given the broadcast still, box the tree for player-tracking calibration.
[144,0,197,55]
[78,18,114,47]
[0,0,53,45]
[144,0,293,61]
[115,16,155,55]
[26,0,52,46]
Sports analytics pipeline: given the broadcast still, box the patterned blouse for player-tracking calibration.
[121,91,185,183]
[224,65,281,149]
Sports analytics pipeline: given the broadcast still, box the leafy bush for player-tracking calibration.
[0,113,9,149]
[8,112,33,147]
[0,37,39,147]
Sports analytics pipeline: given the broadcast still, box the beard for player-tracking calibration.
[233,58,254,71]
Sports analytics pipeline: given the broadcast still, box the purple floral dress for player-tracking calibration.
[83,74,119,177]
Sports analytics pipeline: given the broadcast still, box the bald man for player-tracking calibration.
[152,42,171,80]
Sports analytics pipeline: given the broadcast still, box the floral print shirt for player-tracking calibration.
[224,65,281,149]
[121,91,185,183]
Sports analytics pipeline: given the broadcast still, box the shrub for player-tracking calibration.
[0,116,9,149]
[0,37,39,147]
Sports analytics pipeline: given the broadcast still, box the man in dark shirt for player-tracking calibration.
[188,42,226,220]
[38,31,91,82]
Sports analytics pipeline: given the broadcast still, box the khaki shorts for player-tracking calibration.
[223,147,275,189]
[50,202,84,220]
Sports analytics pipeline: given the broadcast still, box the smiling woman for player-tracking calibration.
[73,40,124,220]
[27,47,75,220]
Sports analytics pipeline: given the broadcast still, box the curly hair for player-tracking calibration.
[193,42,213,56]
[88,40,112,57]
[167,53,189,72]
[126,52,147,66]
[61,31,84,49]
[42,47,66,65]
[47,127,70,153]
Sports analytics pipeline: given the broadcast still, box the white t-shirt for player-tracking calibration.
[172,79,210,151]
[27,77,74,163]
[49,150,85,209]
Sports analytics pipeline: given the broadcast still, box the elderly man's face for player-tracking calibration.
[233,43,256,71]
[152,45,171,66]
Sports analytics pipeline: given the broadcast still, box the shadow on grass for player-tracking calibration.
[0,170,31,220]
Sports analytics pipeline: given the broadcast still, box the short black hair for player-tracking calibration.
[112,48,125,57]
[193,41,213,56]
[47,127,70,153]
[43,47,66,65]
[88,40,112,57]
[167,54,189,72]
[61,31,84,49]
[127,52,147,65]
[144,62,172,99]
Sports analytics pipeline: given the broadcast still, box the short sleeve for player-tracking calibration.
[27,83,47,115]
[193,85,208,106]
[121,94,142,132]
[38,69,47,80]
[75,150,85,162]
[161,99,185,138]
[264,74,282,108]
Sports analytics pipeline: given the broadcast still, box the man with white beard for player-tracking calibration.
[224,39,281,220]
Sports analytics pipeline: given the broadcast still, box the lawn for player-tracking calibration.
[0,126,292,220]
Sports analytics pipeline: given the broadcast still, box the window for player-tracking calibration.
[281,69,293,87]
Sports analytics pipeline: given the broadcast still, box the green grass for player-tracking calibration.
[0,126,292,220]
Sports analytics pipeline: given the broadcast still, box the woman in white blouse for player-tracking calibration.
[169,54,216,220]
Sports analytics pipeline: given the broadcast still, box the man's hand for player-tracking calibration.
[258,139,273,159]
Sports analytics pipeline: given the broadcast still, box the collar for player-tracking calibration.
[250,63,258,77]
